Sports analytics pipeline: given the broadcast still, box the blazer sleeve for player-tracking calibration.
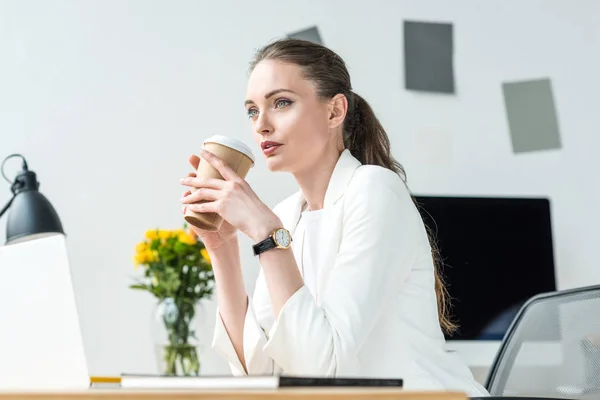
[211,266,282,375]
[211,192,302,376]
[262,169,427,375]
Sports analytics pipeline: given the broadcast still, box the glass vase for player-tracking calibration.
[152,297,201,376]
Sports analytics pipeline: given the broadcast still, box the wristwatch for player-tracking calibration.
[253,228,292,256]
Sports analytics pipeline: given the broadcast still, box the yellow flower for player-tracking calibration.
[145,230,159,240]
[133,252,148,267]
[201,248,211,263]
[135,241,148,253]
[178,231,197,245]
[146,249,158,263]
[158,230,172,240]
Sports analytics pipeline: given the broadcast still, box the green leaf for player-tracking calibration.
[129,284,150,291]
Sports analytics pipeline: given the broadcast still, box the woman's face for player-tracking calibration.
[245,60,334,173]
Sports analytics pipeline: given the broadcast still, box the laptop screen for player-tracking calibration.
[0,235,89,389]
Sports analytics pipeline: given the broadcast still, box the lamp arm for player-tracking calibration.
[1,153,27,219]
[0,195,15,219]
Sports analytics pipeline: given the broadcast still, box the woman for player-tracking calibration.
[180,38,489,396]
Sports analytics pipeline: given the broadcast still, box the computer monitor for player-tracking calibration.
[413,195,557,341]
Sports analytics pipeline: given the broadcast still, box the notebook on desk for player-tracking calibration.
[120,374,403,389]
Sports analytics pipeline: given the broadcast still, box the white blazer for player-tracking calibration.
[212,149,489,397]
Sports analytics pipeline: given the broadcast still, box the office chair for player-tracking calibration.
[474,284,600,400]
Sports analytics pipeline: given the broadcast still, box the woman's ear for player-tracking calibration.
[328,93,348,130]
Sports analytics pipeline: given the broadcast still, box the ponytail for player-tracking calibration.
[343,92,406,181]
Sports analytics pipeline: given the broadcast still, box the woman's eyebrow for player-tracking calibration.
[245,88,298,106]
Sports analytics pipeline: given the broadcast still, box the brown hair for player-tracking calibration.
[250,38,457,335]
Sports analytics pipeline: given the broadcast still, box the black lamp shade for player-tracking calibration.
[6,189,64,245]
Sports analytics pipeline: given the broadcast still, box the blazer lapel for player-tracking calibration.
[277,150,362,303]
[315,150,362,302]
[279,149,361,232]
[323,149,362,208]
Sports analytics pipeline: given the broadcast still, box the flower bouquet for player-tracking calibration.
[130,225,214,376]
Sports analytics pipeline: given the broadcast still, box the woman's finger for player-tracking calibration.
[189,154,201,171]
[200,149,240,182]
[181,188,220,204]
[180,176,226,190]
[181,189,192,214]
[180,173,196,194]
[187,200,219,214]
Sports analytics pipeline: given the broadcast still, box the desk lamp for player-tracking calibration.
[0,154,64,245]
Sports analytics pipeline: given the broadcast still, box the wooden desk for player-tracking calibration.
[0,389,467,400]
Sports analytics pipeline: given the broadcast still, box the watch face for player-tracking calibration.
[274,228,292,248]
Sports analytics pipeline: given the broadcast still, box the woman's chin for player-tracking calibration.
[265,158,281,172]
[265,155,287,172]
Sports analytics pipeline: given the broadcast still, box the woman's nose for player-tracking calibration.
[255,113,273,135]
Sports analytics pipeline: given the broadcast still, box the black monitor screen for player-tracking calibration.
[413,195,557,340]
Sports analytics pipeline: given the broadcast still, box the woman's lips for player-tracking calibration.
[261,141,282,155]
[262,144,281,155]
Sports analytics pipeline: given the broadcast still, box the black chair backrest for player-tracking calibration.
[485,284,600,399]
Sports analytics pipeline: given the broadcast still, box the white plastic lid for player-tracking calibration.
[203,135,255,163]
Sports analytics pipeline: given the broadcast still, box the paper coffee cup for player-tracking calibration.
[184,135,255,231]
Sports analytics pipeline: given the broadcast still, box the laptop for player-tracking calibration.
[0,234,89,389]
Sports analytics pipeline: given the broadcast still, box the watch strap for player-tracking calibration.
[253,235,276,256]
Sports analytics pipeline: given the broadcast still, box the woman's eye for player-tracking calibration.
[247,108,258,118]
[275,99,292,109]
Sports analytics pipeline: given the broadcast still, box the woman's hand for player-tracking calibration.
[180,149,282,243]
[181,155,238,250]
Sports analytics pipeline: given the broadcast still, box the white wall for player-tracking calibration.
[1,0,599,378]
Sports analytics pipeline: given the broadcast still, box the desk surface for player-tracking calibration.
[0,389,466,400]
